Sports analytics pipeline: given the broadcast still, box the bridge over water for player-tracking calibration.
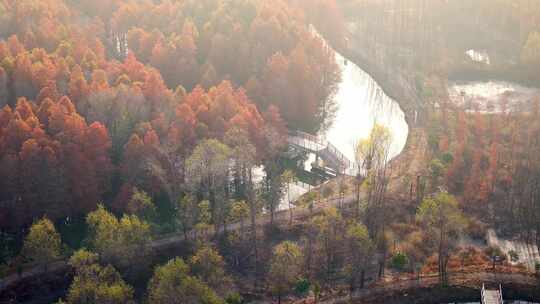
[287,130,359,177]
[481,284,504,304]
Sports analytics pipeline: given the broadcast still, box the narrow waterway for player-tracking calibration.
[323,51,409,162]
[274,33,410,210]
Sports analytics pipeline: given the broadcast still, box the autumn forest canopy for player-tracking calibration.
[0,0,343,229]
[2,0,540,303]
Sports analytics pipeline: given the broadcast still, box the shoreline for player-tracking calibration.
[335,39,422,127]
[4,24,538,304]
[313,28,540,304]
[328,29,429,194]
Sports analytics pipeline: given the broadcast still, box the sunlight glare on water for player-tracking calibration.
[323,51,409,162]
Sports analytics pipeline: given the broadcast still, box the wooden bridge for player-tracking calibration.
[481,284,503,304]
[287,130,359,176]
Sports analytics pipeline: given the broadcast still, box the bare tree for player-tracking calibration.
[186,139,231,234]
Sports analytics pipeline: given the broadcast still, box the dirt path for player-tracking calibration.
[0,23,432,300]
[387,125,429,196]
[314,272,539,304]
[0,191,362,296]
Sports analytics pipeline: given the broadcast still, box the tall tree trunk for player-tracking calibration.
[288,184,293,226]
[326,238,331,284]
[240,219,245,240]
[183,224,188,241]
[270,206,274,226]
[439,226,446,286]
[306,233,313,277]
[267,173,275,227]
[356,177,361,219]
[248,170,258,290]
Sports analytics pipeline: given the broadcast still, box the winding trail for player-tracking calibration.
[0,27,430,301]
[0,22,484,304]
[0,193,362,297]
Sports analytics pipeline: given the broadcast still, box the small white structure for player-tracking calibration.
[466,49,491,65]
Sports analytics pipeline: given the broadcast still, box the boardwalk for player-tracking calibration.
[481,284,503,304]
[287,130,358,176]
[288,130,327,153]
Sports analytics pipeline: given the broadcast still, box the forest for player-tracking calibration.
[1,0,540,304]
[0,0,343,230]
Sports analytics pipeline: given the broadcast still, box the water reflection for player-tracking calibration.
[323,51,409,162]
[271,31,410,210]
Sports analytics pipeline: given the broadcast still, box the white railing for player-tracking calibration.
[481,283,504,304]
[481,283,486,304]
[288,130,358,176]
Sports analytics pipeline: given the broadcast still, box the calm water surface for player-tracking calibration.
[323,51,409,162]
[273,38,409,209]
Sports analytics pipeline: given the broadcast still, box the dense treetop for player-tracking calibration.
[0,0,341,228]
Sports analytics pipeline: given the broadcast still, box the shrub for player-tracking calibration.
[225,292,243,304]
[430,159,445,178]
[484,246,504,259]
[0,264,7,278]
[321,185,334,199]
[484,246,507,268]
[457,247,477,268]
[466,218,487,240]
[390,252,409,272]
[295,278,310,295]
[508,250,519,262]
[428,133,440,151]
[440,153,454,165]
